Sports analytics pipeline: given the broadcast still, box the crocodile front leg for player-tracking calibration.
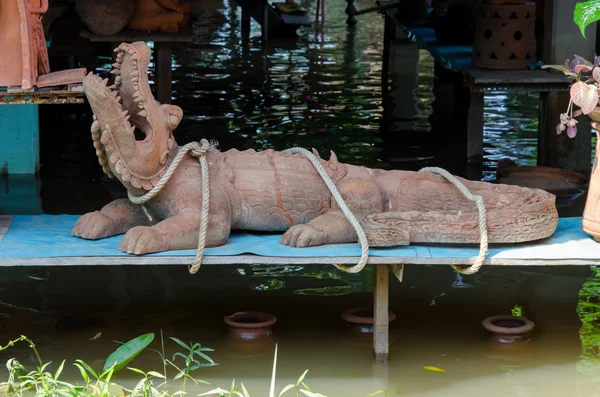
[118,211,231,254]
[72,199,152,240]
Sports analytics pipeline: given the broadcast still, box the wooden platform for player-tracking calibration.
[0,214,597,361]
[0,90,84,105]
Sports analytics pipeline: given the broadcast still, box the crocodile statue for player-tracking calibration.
[72,41,559,256]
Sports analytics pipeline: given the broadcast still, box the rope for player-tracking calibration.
[128,140,211,274]
[126,141,487,276]
[283,147,370,273]
[418,167,488,275]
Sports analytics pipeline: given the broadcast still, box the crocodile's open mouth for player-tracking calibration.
[83,42,183,191]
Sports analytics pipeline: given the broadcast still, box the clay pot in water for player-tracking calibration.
[223,311,277,359]
[496,159,588,207]
[482,314,534,343]
[76,0,135,36]
[341,308,396,348]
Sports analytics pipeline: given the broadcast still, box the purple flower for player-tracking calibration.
[557,123,566,135]
[567,125,578,138]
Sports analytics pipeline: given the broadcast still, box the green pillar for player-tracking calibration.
[0,104,40,175]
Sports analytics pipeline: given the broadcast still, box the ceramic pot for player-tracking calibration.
[223,311,277,359]
[341,308,397,348]
[76,0,135,36]
[496,159,588,207]
[482,315,534,343]
[583,130,600,242]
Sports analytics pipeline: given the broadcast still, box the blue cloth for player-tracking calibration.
[0,215,596,260]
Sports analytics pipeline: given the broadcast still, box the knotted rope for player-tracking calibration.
[128,140,211,274]
[418,167,488,275]
[127,142,488,276]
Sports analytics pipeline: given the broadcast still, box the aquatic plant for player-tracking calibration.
[0,333,330,397]
[540,0,600,138]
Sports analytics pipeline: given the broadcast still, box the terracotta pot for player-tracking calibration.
[222,311,277,359]
[0,0,50,89]
[496,159,588,207]
[482,315,534,343]
[472,1,537,69]
[341,308,397,348]
[583,130,600,242]
[76,0,135,36]
[342,308,396,334]
[223,311,277,341]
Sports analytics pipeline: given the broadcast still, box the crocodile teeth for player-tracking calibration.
[93,140,102,149]
[142,180,154,191]
[109,152,119,164]
[122,110,128,117]
[138,102,145,109]
[92,114,97,120]
[115,160,124,174]
[130,126,136,135]
[115,95,121,103]
[98,157,107,166]
[95,148,104,158]
[91,120,99,133]
[130,177,143,189]
[113,61,122,67]
[131,71,139,77]
[124,115,131,122]
[110,91,118,99]
[121,169,131,182]
[110,69,121,75]
[127,48,135,55]
[100,130,111,145]
[133,90,143,99]
[101,78,109,86]
[138,110,148,117]
[109,84,119,90]
[131,77,139,83]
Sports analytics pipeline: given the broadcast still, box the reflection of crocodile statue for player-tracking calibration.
[72,41,559,256]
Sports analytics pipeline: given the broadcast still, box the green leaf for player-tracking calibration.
[279,384,296,396]
[198,387,229,396]
[75,360,98,380]
[194,351,216,365]
[127,367,147,376]
[296,369,309,386]
[169,337,191,352]
[241,383,251,397]
[367,391,386,396]
[103,333,154,372]
[574,0,600,38]
[54,360,65,379]
[148,371,166,379]
[73,364,90,384]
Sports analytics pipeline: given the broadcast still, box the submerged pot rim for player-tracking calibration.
[341,308,396,325]
[223,311,277,329]
[482,314,534,335]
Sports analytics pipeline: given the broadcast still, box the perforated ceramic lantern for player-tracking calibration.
[472,1,536,69]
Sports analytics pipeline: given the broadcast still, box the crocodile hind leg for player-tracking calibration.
[361,205,559,247]
[281,177,386,247]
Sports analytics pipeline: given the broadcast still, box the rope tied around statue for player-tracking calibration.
[127,140,489,275]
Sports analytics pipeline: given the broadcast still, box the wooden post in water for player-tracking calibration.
[538,0,595,174]
[0,105,39,174]
[373,264,389,361]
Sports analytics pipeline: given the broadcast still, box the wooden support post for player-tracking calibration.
[466,91,484,180]
[0,105,39,174]
[373,264,389,361]
[539,0,595,173]
[261,3,269,43]
[241,6,251,38]
[155,42,173,105]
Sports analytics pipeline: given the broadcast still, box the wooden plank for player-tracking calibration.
[1,255,599,267]
[373,264,389,361]
[0,90,84,105]
[465,69,571,86]
[0,216,13,242]
[81,25,193,43]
